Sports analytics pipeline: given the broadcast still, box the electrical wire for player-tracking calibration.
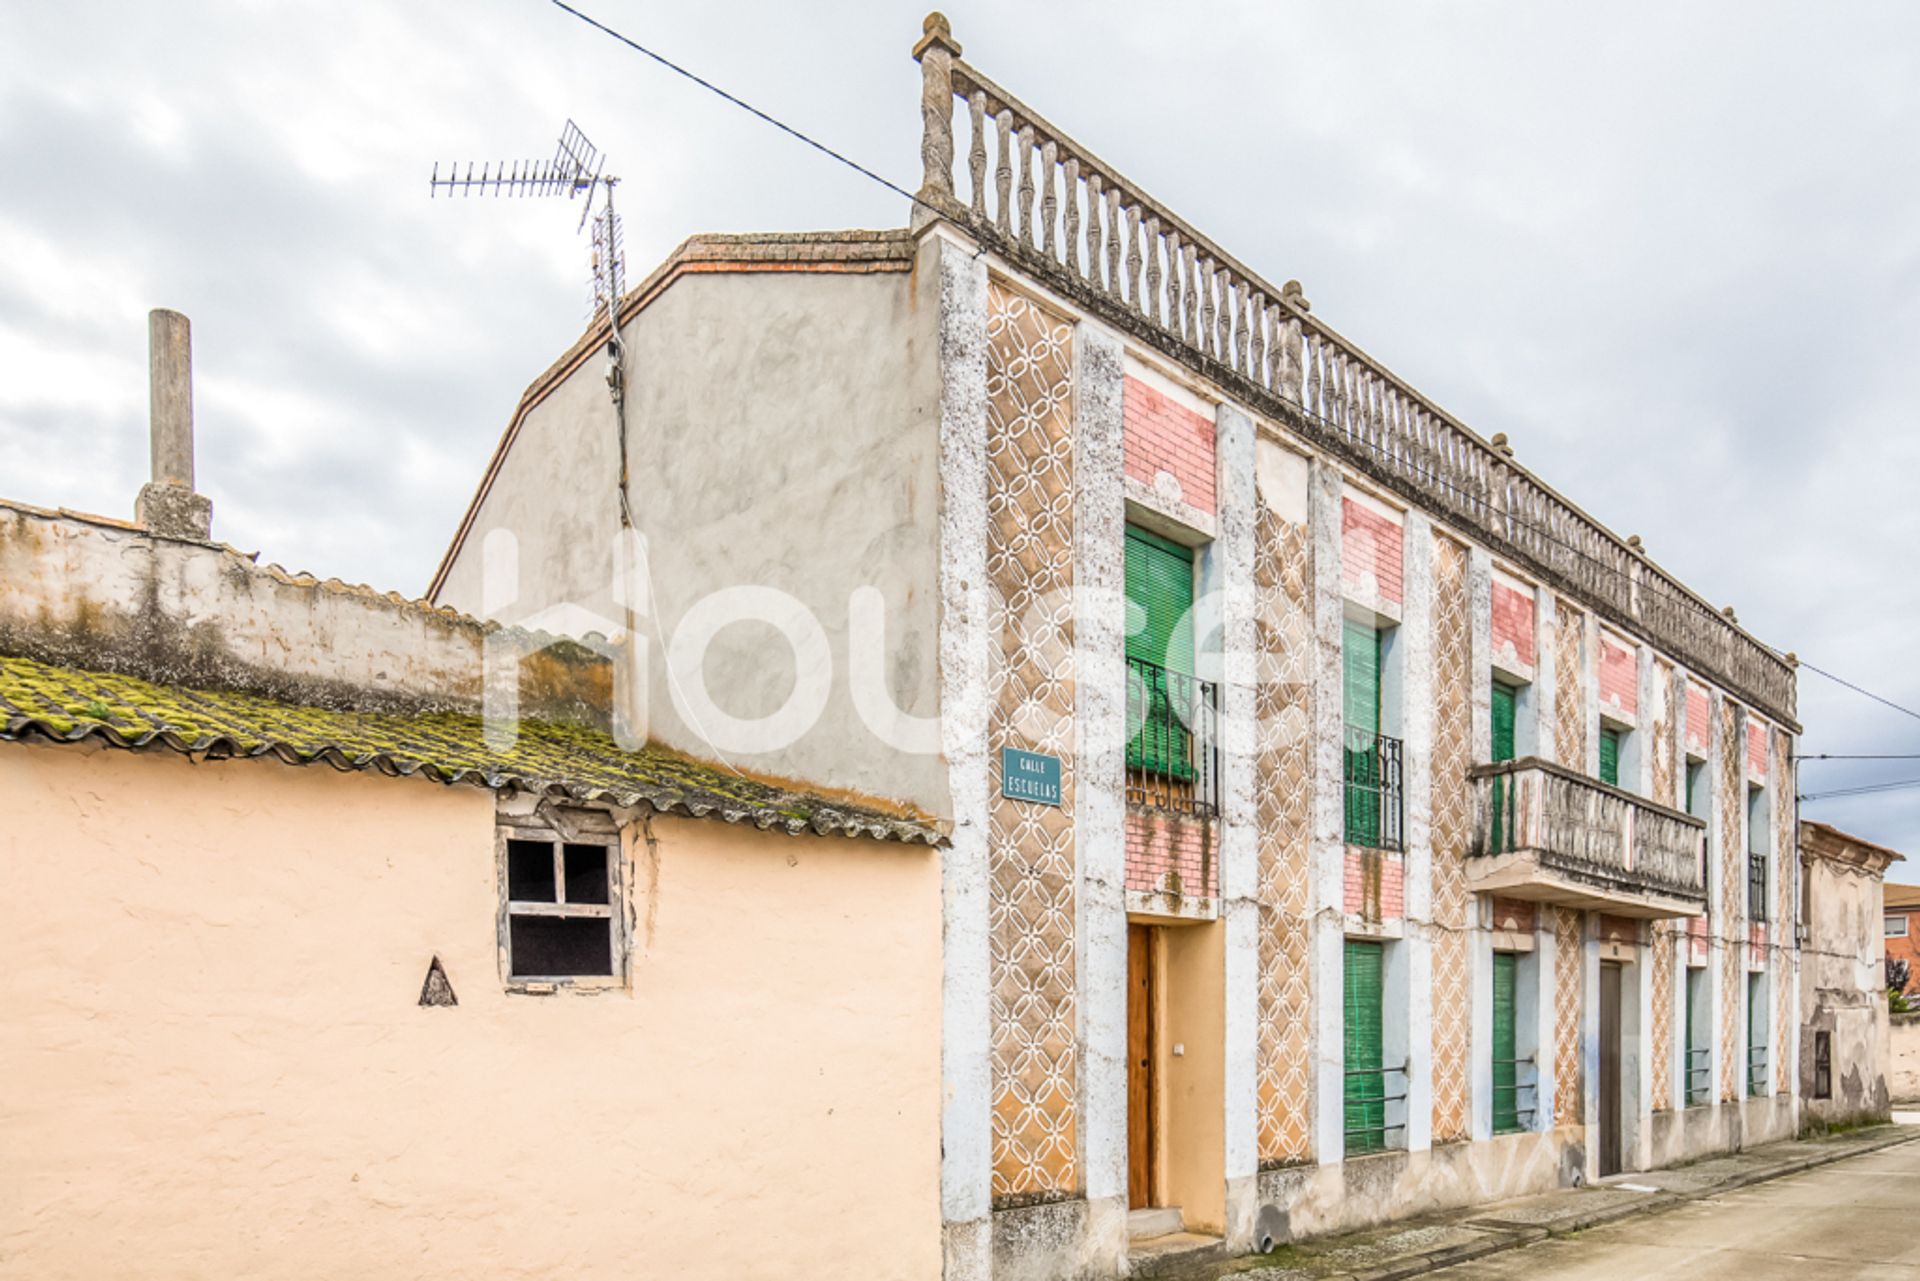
[548,1,939,217]
[1801,778,1920,803]
[547,0,1920,740]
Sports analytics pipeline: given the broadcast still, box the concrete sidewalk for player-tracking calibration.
[1158,1125,1919,1281]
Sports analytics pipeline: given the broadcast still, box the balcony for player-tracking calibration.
[1125,656,1218,819]
[1467,757,1707,919]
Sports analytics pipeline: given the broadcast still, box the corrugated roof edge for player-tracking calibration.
[426,228,916,602]
[0,654,944,848]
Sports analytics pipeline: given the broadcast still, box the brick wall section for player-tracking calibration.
[1687,913,1709,964]
[1491,581,1536,670]
[1122,376,1215,515]
[1887,908,1920,993]
[1490,896,1537,935]
[1598,914,1639,945]
[1599,636,1637,719]
[1748,718,1769,778]
[1344,849,1405,921]
[1126,809,1215,898]
[1685,684,1711,756]
[1341,499,1404,606]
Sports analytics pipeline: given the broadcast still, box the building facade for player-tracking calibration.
[429,16,1807,1280]
[1882,882,1920,993]
[1798,821,1901,1131]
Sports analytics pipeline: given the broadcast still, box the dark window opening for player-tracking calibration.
[510,915,613,978]
[507,838,557,902]
[1813,1030,1832,1100]
[564,844,610,905]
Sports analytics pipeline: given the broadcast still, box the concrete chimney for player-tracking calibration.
[135,308,213,540]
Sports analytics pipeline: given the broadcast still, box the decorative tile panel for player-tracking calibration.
[984,280,1079,1200]
[1717,698,1742,1103]
[1430,535,1472,1142]
[1553,906,1583,1125]
[1650,924,1674,1111]
[1254,494,1314,1165]
[1553,599,1586,768]
[1650,658,1676,809]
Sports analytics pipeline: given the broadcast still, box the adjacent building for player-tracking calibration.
[1798,821,1901,1130]
[1883,882,1920,994]
[430,15,1807,1279]
[0,317,945,1279]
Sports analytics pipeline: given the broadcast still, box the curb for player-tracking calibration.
[1266,1127,1920,1281]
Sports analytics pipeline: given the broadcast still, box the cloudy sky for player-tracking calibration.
[3,2,1916,861]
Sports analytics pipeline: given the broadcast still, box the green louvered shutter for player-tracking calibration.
[1491,681,1518,851]
[1685,971,1700,1104]
[1343,621,1382,846]
[1491,952,1519,1133]
[1748,975,1764,1096]
[1126,527,1195,775]
[1343,940,1386,1155]
[1598,727,1621,787]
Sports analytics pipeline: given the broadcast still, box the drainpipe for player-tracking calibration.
[135,308,214,540]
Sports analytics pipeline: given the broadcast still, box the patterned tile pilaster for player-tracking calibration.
[984,281,1079,1200]
[1650,931,1675,1111]
[1428,535,1472,1143]
[1553,906,1583,1125]
[1717,698,1742,1103]
[1253,468,1314,1166]
[1552,599,1586,768]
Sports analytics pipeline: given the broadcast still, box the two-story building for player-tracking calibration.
[427,14,1804,1280]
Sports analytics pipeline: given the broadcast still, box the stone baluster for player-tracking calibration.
[994,110,1013,235]
[1016,125,1036,247]
[1039,140,1058,260]
[1144,218,1163,325]
[1166,230,1184,339]
[1280,310,1304,403]
[1062,158,1081,277]
[1086,172,1105,288]
[912,13,962,225]
[1125,205,1142,313]
[966,91,987,219]
[1104,186,1122,298]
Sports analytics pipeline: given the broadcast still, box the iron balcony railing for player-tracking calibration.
[1343,1063,1409,1156]
[1344,727,1404,851]
[1685,1046,1712,1106]
[1748,1044,1769,1097]
[1468,757,1708,903]
[1492,1056,1538,1135]
[1125,655,1219,818]
[1748,852,1768,922]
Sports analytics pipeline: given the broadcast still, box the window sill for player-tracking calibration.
[506,975,626,995]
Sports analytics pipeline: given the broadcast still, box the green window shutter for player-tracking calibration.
[1491,683,1517,763]
[1598,727,1621,787]
[1343,940,1387,1155]
[1685,761,1698,814]
[1490,682,1518,852]
[1685,970,1701,1104]
[1343,620,1380,736]
[1125,528,1196,776]
[1491,952,1519,1133]
[1344,622,1383,846]
[1748,975,1765,1096]
[1125,527,1195,672]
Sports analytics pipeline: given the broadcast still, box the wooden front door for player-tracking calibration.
[1598,962,1623,1176]
[1127,923,1157,1208]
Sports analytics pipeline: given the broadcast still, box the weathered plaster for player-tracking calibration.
[1309,460,1348,1166]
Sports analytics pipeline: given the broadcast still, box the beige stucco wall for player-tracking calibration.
[435,262,946,816]
[0,739,942,1280]
[1801,851,1893,1122]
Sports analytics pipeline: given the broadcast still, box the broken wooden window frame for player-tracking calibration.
[495,804,629,992]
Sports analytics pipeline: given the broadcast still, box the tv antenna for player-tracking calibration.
[430,120,633,528]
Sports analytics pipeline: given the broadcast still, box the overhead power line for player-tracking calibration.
[547,1,934,214]
[1801,777,1920,803]
[545,1,1920,736]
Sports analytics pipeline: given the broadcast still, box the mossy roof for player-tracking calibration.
[0,653,942,846]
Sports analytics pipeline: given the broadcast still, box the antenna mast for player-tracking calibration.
[431,121,633,528]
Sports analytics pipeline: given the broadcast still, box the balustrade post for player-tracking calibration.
[912,13,964,227]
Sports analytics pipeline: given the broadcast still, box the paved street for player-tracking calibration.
[1430,1132,1920,1280]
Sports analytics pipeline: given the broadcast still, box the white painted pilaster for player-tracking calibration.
[1467,548,1495,1141]
[1070,319,1128,1271]
[930,229,994,1281]
[1211,401,1260,1246]
[1533,590,1558,767]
